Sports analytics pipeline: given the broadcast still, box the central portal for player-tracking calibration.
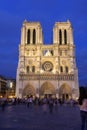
[40,82,56,97]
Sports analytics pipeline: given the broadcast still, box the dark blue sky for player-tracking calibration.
[0,0,87,86]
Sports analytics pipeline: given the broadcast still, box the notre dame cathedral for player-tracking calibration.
[16,20,79,100]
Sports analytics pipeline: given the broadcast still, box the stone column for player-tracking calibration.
[67,29,69,44]
[37,27,41,43]
[39,28,43,43]
[21,25,26,45]
[31,29,33,44]
[53,27,58,44]
[70,28,73,44]
[62,29,64,44]
[25,28,27,44]
[37,28,39,43]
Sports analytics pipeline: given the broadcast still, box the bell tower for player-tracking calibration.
[21,20,43,45]
[16,20,43,97]
[53,20,79,99]
[53,20,73,45]
[16,20,79,99]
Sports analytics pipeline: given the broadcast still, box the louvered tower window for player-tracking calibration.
[65,66,68,73]
[33,29,36,44]
[26,66,30,73]
[59,29,62,45]
[64,29,67,44]
[27,29,30,44]
[60,66,63,72]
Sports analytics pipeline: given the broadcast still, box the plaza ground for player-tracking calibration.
[0,104,81,130]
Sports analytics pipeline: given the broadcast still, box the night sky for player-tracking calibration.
[0,0,87,86]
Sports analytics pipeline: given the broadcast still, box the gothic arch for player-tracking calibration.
[59,83,72,100]
[65,66,68,73]
[40,81,56,95]
[27,29,30,44]
[33,29,36,44]
[59,29,62,45]
[22,84,36,97]
[64,29,67,44]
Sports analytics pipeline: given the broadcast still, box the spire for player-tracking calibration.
[24,19,27,23]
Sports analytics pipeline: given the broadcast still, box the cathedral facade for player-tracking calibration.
[16,20,79,100]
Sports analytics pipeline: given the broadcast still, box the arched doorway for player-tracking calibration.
[59,83,72,100]
[40,82,56,97]
[22,84,36,98]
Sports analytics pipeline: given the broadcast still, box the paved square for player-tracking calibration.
[0,104,81,130]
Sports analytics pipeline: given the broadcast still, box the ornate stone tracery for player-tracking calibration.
[42,61,53,72]
[16,20,79,100]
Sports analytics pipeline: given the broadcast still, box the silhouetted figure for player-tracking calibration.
[48,97,54,114]
[27,96,33,108]
[1,97,7,111]
[79,98,87,130]
[42,97,48,113]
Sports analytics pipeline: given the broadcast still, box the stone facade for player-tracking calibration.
[16,20,79,100]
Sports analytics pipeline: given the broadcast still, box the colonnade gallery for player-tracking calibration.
[16,20,79,100]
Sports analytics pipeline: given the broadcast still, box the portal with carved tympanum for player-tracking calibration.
[16,20,79,100]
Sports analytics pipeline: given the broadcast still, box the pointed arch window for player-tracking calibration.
[26,66,30,73]
[59,29,62,45]
[64,29,67,44]
[33,29,36,44]
[27,29,30,44]
[65,66,68,73]
[60,66,63,73]
[32,66,35,72]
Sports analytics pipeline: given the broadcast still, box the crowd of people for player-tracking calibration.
[0,95,78,112]
[0,95,87,129]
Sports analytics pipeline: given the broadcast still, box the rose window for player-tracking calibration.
[42,61,53,72]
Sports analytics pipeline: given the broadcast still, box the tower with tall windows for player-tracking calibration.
[16,20,79,100]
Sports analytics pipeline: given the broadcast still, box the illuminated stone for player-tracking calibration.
[16,20,79,100]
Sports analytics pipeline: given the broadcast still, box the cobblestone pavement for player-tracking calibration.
[0,104,81,130]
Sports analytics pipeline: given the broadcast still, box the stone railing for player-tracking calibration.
[19,73,74,81]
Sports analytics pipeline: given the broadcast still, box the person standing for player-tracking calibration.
[80,98,87,130]
[48,96,54,114]
[42,96,48,113]
[1,97,7,111]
